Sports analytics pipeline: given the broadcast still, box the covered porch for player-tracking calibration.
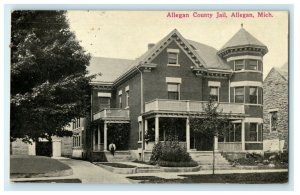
[92,108,130,152]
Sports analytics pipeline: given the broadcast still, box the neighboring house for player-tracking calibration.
[11,123,73,157]
[263,64,288,152]
[72,26,269,160]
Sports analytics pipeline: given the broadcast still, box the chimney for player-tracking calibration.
[148,43,155,50]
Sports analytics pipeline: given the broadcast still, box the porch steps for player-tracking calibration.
[107,151,134,162]
[189,151,231,166]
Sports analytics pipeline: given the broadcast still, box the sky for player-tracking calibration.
[66,10,288,78]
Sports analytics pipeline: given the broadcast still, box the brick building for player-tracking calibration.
[71,26,269,161]
[263,63,288,152]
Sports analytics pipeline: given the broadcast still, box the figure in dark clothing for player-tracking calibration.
[109,142,116,156]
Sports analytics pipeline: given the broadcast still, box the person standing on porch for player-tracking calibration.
[109,142,116,156]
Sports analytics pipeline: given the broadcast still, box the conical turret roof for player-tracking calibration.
[220,27,266,50]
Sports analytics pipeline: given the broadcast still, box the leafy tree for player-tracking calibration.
[10,11,93,143]
[190,98,231,141]
[190,98,231,174]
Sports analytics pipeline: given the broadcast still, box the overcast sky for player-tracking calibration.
[67,11,288,78]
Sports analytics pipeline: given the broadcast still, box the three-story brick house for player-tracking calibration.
[72,26,268,161]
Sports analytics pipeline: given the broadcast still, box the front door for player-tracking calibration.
[191,131,213,151]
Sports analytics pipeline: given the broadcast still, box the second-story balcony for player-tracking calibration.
[144,99,245,117]
[93,108,130,121]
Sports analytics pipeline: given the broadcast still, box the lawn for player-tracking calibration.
[10,155,71,178]
[127,172,288,184]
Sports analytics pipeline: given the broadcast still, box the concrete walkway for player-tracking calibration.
[11,158,131,184]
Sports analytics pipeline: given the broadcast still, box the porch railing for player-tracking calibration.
[93,108,130,121]
[145,99,245,115]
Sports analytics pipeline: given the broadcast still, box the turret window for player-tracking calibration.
[249,87,258,104]
[234,60,244,71]
[234,87,244,103]
[248,60,259,70]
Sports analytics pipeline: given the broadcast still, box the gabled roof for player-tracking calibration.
[88,57,134,82]
[275,62,288,81]
[264,63,288,83]
[89,29,250,84]
[220,27,267,50]
[187,40,231,70]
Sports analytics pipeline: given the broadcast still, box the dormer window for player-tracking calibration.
[234,60,244,71]
[167,48,180,66]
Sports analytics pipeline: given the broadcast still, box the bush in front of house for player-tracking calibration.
[149,136,198,167]
[231,152,288,168]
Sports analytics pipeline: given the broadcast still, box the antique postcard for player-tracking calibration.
[9,10,289,185]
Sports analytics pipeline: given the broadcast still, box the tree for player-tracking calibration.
[10,11,93,143]
[190,97,231,174]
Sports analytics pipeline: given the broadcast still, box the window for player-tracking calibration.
[167,49,179,65]
[73,133,81,147]
[235,87,244,103]
[270,111,278,132]
[73,118,80,129]
[209,87,219,102]
[99,97,110,109]
[221,123,241,142]
[125,91,129,108]
[249,123,258,141]
[168,52,178,65]
[234,60,244,71]
[119,95,122,108]
[249,87,258,104]
[248,60,258,70]
[168,83,180,100]
[125,86,130,108]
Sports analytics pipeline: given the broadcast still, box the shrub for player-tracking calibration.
[149,135,197,167]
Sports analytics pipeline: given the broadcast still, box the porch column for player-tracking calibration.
[97,124,101,151]
[104,122,108,151]
[186,117,190,150]
[214,136,218,150]
[155,116,159,144]
[144,119,148,134]
[241,120,245,151]
[92,129,96,151]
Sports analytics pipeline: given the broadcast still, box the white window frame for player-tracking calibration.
[167,48,180,66]
[234,87,245,103]
[167,83,180,100]
[248,59,259,71]
[209,86,219,102]
[234,60,245,71]
[248,123,259,142]
[249,86,259,104]
[125,90,129,108]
